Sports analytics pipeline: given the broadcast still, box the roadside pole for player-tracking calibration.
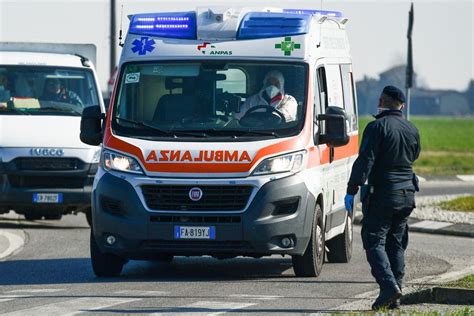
[405,2,414,120]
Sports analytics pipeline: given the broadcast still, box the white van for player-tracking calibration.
[0,43,104,225]
[81,7,359,277]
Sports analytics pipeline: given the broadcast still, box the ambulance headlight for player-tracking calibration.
[103,151,143,174]
[253,151,306,176]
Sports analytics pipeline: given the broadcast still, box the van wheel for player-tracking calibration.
[90,231,125,277]
[326,213,353,263]
[85,208,93,227]
[292,204,325,277]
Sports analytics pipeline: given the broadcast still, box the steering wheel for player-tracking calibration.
[239,105,286,127]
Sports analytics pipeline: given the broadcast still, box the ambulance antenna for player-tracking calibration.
[118,3,124,47]
[317,0,324,48]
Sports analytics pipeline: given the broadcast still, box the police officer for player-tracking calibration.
[344,85,420,310]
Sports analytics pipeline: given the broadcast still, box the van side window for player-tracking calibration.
[340,64,358,131]
[317,67,328,114]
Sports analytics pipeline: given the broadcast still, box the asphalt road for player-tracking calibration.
[0,182,472,314]
[0,220,473,313]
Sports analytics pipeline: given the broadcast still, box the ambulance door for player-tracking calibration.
[323,64,348,230]
[314,63,333,216]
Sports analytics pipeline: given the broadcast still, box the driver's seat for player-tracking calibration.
[153,94,196,123]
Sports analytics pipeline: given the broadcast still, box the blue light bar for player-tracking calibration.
[283,9,343,18]
[129,12,197,39]
[237,12,311,40]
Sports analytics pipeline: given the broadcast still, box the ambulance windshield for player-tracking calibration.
[112,61,308,139]
[0,66,99,116]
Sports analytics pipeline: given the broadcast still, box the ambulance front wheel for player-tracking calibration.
[326,212,353,263]
[292,204,325,277]
[90,231,126,277]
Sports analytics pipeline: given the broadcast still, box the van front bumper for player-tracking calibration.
[92,172,317,259]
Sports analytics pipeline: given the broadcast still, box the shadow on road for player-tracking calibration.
[0,256,374,287]
[0,217,88,230]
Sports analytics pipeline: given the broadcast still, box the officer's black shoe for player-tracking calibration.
[371,286,402,310]
[388,299,401,309]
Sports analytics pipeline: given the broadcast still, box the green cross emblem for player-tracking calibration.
[275,37,301,56]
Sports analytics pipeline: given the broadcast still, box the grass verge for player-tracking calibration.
[358,116,474,176]
[444,274,474,289]
[439,196,474,213]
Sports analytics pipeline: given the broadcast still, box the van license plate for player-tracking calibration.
[33,193,62,204]
[175,226,216,240]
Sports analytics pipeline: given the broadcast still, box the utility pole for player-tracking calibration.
[110,0,116,77]
[405,2,414,120]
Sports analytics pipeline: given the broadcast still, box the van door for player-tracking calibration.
[322,64,348,233]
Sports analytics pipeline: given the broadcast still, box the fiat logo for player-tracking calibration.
[189,187,203,202]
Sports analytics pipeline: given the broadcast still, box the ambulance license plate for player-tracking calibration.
[174,226,216,240]
[33,193,62,204]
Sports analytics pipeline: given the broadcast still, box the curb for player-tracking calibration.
[0,229,25,261]
[402,287,474,305]
[353,215,474,238]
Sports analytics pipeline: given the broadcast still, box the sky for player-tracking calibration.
[0,0,472,92]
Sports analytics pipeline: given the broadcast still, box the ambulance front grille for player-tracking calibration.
[141,185,253,211]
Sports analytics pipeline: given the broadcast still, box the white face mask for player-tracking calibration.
[265,85,280,99]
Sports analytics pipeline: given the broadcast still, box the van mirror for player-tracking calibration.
[317,106,350,147]
[80,105,104,146]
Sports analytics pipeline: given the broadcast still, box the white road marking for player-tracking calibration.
[2,297,141,315]
[457,175,474,182]
[7,289,64,293]
[410,220,452,230]
[0,295,27,303]
[115,290,168,296]
[229,294,283,300]
[0,230,25,261]
[151,301,256,315]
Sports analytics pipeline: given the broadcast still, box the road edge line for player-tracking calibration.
[0,230,25,261]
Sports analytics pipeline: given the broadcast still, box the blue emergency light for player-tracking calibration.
[283,9,343,17]
[237,12,312,40]
[129,12,197,39]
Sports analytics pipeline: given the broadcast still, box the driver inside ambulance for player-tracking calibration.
[236,70,297,122]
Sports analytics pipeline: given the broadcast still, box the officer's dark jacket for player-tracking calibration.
[347,110,420,195]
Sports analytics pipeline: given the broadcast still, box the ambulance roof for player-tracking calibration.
[127,7,344,41]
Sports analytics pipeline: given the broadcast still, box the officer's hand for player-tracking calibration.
[344,194,354,213]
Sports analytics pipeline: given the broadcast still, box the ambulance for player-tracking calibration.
[80,7,359,277]
[0,43,104,225]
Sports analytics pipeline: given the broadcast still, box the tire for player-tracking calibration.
[292,204,325,277]
[326,213,353,263]
[85,208,93,227]
[90,231,125,277]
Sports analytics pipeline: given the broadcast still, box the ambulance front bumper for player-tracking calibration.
[92,172,317,259]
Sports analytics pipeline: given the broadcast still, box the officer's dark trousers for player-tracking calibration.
[361,189,415,291]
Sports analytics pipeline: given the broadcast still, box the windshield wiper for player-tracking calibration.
[0,107,30,115]
[115,117,208,138]
[230,129,280,137]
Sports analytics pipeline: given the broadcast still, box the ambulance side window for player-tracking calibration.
[340,64,358,131]
[315,66,328,138]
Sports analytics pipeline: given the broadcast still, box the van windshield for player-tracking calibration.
[112,61,308,140]
[0,66,99,116]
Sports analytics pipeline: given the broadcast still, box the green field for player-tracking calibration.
[358,116,474,175]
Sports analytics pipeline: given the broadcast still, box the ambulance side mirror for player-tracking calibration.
[317,106,350,147]
[80,105,104,146]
